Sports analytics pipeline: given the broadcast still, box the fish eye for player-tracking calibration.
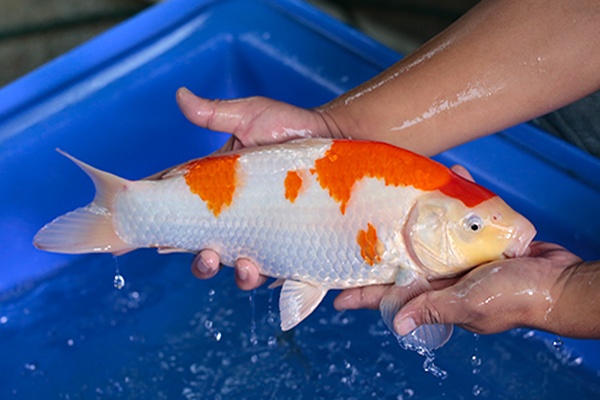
[465,215,483,232]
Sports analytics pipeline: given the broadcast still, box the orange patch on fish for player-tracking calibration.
[284,170,304,203]
[311,140,495,213]
[184,154,241,217]
[356,223,384,266]
[439,173,495,208]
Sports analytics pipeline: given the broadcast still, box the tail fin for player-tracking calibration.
[33,150,134,255]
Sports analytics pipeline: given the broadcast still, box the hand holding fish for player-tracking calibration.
[172,88,540,348]
[176,87,339,290]
[176,87,338,151]
[335,241,600,339]
[176,90,600,341]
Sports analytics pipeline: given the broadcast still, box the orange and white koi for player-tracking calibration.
[34,139,536,350]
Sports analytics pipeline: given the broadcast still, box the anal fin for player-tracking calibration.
[279,280,328,331]
[379,269,453,351]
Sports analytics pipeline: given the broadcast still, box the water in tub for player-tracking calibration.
[0,250,598,399]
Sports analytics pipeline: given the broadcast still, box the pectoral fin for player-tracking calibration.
[279,280,328,331]
[379,269,453,351]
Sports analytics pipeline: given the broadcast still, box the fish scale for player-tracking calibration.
[34,139,536,348]
[114,144,404,290]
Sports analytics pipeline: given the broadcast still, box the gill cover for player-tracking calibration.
[405,193,525,278]
[405,193,466,277]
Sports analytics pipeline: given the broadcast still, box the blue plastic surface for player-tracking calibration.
[1,0,599,395]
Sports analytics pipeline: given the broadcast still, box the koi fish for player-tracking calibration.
[34,139,536,350]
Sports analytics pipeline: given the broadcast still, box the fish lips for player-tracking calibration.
[502,222,537,259]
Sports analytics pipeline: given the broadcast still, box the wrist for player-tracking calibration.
[313,101,364,142]
[521,262,573,335]
[544,260,600,338]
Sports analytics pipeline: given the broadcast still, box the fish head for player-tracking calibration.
[405,193,536,278]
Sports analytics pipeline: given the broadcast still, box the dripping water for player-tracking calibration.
[249,289,258,347]
[395,334,448,379]
[471,334,482,375]
[112,256,125,290]
[470,333,485,396]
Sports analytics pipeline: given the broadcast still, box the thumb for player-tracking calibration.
[176,87,259,135]
[394,289,461,336]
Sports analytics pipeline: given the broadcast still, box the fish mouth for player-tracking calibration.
[503,221,537,259]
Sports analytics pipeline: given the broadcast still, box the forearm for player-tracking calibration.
[544,260,600,338]
[318,0,600,156]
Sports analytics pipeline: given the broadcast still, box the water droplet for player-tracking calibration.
[249,334,259,346]
[0,316,8,324]
[24,363,37,372]
[553,336,564,349]
[190,363,201,374]
[470,353,482,374]
[522,330,535,339]
[112,256,125,289]
[113,274,125,290]
[473,384,484,396]
[250,354,258,363]
[67,338,75,347]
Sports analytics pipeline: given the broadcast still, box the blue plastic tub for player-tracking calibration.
[1,0,599,398]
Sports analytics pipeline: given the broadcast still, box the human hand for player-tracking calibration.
[334,241,583,336]
[177,87,338,152]
[177,88,336,289]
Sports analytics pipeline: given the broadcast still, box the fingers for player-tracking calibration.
[191,251,266,291]
[191,250,221,279]
[393,277,519,336]
[334,283,491,335]
[450,164,475,182]
[333,285,390,311]
[234,258,268,291]
[393,290,454,335]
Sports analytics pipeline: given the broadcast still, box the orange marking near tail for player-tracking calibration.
[356,223,383,266]
[311,140,495,213]
[284,170,303,203]
[184,154,241,217]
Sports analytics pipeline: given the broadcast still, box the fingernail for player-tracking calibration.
[396,317,417,335]
[236,265,249,282]
[177,87,195,102]
[196,253,216,274]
